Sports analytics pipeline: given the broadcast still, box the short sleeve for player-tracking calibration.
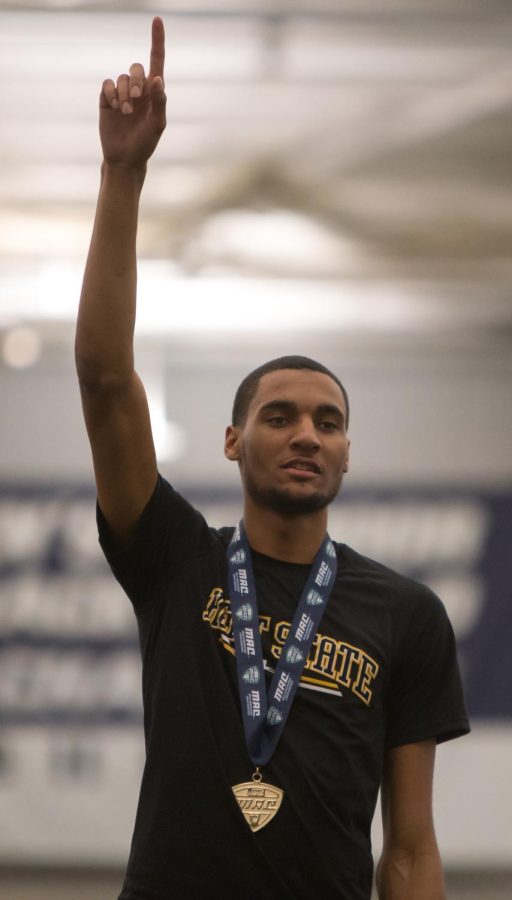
[385,587,470,748]
[97,473,211,611]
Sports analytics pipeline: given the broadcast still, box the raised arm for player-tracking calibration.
[376,740,446,900]
[76,17,167,547]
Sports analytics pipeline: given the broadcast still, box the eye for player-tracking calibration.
[267,416,288,427]
[319,421,339,431]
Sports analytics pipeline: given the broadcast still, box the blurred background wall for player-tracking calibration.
[0,1,511,897]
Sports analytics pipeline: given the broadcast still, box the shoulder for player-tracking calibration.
[335,542,448,630]
[99,471,235,566]
[337,543,439,602]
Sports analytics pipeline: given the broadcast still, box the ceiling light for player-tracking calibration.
[2,326,42,369]
[193,209,355,272]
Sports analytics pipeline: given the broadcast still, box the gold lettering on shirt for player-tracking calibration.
[203,588,270,638]
[202,590,379,705]
[202,588,232,635]
[272,621,379,705]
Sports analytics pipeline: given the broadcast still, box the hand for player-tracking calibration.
[99,16,166,169]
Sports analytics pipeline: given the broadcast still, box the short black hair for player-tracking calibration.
[231,355,349,429]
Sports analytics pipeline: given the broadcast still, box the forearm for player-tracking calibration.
[76,162,146,386]
[376,845,446,900]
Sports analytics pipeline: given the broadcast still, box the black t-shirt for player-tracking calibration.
[98,475,470,900]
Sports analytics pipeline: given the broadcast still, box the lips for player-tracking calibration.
[281,457,321,474]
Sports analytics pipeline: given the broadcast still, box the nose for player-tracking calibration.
[289,417,320,451]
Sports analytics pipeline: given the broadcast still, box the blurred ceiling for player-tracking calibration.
[0,0,511,343]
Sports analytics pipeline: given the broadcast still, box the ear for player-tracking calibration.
[224,424,242,462]
[343,438,351,473]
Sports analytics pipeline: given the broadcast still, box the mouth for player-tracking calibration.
[281,458,322,477]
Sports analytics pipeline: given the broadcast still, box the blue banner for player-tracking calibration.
[0,484,510,725]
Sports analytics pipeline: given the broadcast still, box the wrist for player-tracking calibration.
[101,160,147,188]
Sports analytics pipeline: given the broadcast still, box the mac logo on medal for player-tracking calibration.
[232,781,284,832]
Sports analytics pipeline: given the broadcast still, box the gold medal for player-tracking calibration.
[232,768,284,832]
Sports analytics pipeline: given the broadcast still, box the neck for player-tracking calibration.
[242,496,328,564]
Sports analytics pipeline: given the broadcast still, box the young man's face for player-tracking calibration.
[225,368,350,516]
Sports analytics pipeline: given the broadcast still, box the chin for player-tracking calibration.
[246,479,337,517]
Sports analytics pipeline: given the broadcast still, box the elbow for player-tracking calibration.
[376,843,445,900]
[75,349,134,393]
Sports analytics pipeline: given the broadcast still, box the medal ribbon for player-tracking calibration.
[227,521,338,767]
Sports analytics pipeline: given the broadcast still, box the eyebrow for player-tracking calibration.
[259,400,345,424]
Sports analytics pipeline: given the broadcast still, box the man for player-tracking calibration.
[76,18,469,900]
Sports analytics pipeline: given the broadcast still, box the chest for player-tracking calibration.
[200,559,392,720]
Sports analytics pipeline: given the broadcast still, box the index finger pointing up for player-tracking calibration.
[149,16,165,80]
